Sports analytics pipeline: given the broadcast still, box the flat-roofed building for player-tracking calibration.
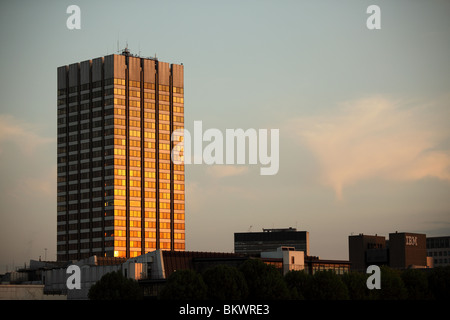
[348,234,387,272]
[426,236,450,267]
[348,232,428,271]
[389,232,427,269]
[234,228,309,256]
[57,49,185,261]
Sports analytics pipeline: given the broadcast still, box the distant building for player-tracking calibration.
[348,232,428,271]
[259,246,350,275]
[427,236,450,267]
[348,234,386,272]
[304,256,351,275]
[43,256,126,299]
[260,246,305,275]
[0,284,66,300]
[389,232,427,269]
[121,250,250,299]
[234,228,309,256]
[4,244,352,300]
[31,251,249,299]
[0,256,125,300]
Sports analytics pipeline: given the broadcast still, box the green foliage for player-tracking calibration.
[373,266,408,300]
[238,259,290,300]
[427,266,450,300]
[342,271,373,300]
[88,270,143,300]
[159,269,207,300]
[284,270,310,300]
[401,268,430,300]
[202,264,248,300]
[154,262,450,300]
[306,270,349,300]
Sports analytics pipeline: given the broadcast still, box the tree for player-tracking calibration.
[159,269,207,300]
[427,266,450,300]
[373,266,407,300]
[202,264,248,300]
[88,270,143,300]
[284,270,311,300]
[239,259,290,300]
[307,270,349,300]
[342,271,373,300]
[401,268,430,300]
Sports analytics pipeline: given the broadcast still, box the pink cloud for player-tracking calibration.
[288,96,450,200]
[0,114,54,156]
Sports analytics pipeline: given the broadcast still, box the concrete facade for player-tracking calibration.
[0,285,66,300]
[42,256,125,299]
[260,247,305,275]
[426,236,450,267]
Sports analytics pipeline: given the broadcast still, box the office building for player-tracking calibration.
[427,236,450,267]
[348,234,387,271]
[304,255,351,275]
[234,228,309,256]
[57,49,185,261]
[389,232,427,269]
[348,232,428,271]
[260,246,305,275]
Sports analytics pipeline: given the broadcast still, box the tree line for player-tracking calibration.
[88,259,450,300]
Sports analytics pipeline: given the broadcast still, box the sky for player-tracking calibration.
[0,0,449,272]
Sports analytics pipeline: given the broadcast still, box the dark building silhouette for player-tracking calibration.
[348,232,427,271]
[234,228,309,256]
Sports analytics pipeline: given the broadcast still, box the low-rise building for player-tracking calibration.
[426,236,450,267]
[234,228,310,256]
[348,231,429,271]
[260,246,305,275]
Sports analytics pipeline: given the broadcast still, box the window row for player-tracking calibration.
[173,86,183,94]
[159,183,185,191]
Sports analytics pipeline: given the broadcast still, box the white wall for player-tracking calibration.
[260,247,305,275]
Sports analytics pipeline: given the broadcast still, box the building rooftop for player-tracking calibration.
[161,250,248,278]
[118,47,158,61]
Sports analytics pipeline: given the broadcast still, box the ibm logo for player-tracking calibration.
[406,236,418,246]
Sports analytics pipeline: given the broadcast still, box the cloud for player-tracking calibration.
[287,96,450,200]
[0,114,55,156]
[206,165,249,178]
[9,165,57,199]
